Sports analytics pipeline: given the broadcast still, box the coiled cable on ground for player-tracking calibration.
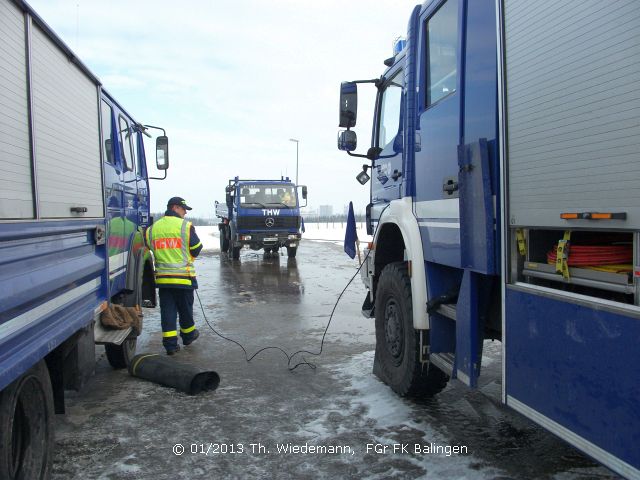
[195,203,389,372]
[195,252,368,371]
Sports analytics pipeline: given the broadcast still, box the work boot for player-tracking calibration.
[166,345,181,356]
[183,329,200,346]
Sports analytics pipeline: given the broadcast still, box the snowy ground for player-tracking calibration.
[50,227,615,479]
[196,222,372,253]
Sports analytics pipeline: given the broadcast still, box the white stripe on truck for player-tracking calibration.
[0,278,101,342]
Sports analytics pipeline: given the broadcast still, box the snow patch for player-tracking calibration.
[194,223,371,252]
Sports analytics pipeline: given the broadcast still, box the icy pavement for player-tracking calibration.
[51,237,618,479]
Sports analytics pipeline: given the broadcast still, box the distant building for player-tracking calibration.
[319,205,333,217]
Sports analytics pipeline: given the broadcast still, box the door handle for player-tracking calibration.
[392,170,402,181]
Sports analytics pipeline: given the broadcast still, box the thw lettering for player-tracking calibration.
[154,237,182,249]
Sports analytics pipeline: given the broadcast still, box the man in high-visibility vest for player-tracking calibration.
[145,197,203,355]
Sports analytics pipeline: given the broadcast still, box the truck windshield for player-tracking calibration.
[239,184,297,208]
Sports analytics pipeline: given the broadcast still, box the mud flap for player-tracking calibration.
[361,294,374,318]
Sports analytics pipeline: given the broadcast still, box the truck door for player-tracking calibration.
[371,67,404,205]
[116,115,139,277]
[134,129,150,227]
[413,0,461,268]
[101,100,126,292]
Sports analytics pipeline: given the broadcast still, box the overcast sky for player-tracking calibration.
[28,0,421,218]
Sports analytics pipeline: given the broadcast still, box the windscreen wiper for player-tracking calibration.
[266,202,291,208]
[241,202,266,208]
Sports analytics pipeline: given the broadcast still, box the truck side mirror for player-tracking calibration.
[296,185,308,207]
[338,130,357,152]
[339,82,358,128]
[156,136,169,170]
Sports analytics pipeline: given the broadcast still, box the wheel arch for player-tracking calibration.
[123,241,155,307]
[373,197,429,329]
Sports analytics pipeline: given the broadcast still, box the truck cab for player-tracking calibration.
[217,177,307,259]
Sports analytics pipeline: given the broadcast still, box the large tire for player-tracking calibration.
[286,246,297,258]
[231,246,241,260]
[0,361,54,480]
[373,262,449,397]
[105,337,137,369]
[219,225,229,253]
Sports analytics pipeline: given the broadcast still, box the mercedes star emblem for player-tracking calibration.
[265,217,275,227]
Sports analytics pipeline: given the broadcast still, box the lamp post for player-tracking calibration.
[289,138,299,185]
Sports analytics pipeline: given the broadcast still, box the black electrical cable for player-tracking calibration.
[195,203,389,372]
[194,249,369,371]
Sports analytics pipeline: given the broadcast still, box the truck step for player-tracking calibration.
[430,352,455,376]
[435,303,457,321]
[94,321,132,345]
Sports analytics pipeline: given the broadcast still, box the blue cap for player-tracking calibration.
[167,197,192,210]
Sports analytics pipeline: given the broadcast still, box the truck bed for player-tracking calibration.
[215,202,229,219]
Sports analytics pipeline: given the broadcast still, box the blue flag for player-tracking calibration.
[344,201,358,259]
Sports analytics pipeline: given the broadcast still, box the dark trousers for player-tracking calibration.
[159,288,196,350]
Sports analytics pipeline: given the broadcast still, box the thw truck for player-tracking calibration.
[0,0,168,477]
[337,0,639,477]
[216,177,307,259]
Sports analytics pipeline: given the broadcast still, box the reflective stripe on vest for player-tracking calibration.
[148,216,195,286]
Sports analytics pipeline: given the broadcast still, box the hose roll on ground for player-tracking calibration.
[128,353,220,394]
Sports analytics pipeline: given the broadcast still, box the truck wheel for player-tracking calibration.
[105,336,137,369]
[0,361,53,480]
[231,246,241,260]
[286,246,297,258]
[373,262,449,397]
[219,226,229,252]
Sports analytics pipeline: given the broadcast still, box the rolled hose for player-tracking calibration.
[128,353,220,394]
[546,244,632,271]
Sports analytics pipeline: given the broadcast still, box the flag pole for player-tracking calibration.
[356,238,362,264]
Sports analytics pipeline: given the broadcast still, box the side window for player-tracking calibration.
[118,116,134,172]
[378,71,403,150]
[101,101,114,164]
[426,0,459,106]
[135,131,145,177]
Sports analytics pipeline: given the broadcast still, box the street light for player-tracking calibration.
[289,138,299,185]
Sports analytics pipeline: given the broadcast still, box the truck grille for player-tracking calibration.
[237,216,300,230]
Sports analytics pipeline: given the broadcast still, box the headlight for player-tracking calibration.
[288,235,297,240]
[240,235,252,241]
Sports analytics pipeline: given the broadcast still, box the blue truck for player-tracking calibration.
[337,0,640,477]
[216,177,307,259]
[0,0,168,477]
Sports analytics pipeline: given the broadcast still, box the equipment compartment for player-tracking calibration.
[513,229,636,304]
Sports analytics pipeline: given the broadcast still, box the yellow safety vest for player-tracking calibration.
[145,216,196,287]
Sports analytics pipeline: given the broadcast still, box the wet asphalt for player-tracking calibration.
[51,240,618,479]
